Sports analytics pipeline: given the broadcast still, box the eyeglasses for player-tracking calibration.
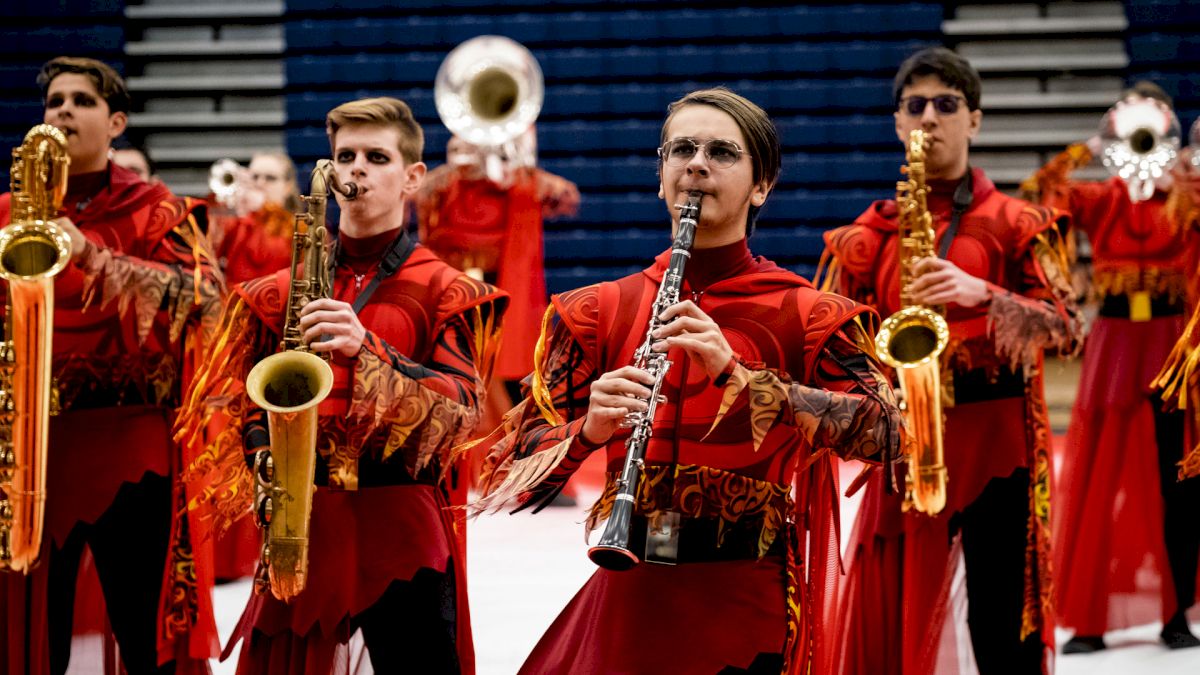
[251,172,282,183]
[899,95,968,116]
[658,138,750,168]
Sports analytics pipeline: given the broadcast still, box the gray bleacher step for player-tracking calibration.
[982,91,1119,109]
[127,74,285,91]
[969,53,1128,72]
[149,147,282,162]
[944,16,1127,36]
[129,110,284,128]
[125,39,284,57]
[126,2,284,20]
[165,182,212,198]
[982,166,1109,185]
[974,129,1097,147]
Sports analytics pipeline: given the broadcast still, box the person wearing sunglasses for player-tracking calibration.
[470,86,903,674]
[1024,82,1200,654]
[820,47,1082,675]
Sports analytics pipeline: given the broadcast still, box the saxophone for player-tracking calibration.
[874,130,949,516]
[245,160,355,601]
[587,191,701,571]
[0,125,72,572]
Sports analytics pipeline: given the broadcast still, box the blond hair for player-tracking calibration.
[325,97,423,164]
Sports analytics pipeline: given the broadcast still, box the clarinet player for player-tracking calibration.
[471,86,904,675]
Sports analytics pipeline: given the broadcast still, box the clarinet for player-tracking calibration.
[587,191,702,571]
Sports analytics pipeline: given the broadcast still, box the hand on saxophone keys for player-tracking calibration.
[581,366,656,447]
[908,257,990,308]
[51,217,87,259]
[298,298,366,358]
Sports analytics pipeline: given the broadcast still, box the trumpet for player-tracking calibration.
[208,158,244,210]
[1099,98,1181,202]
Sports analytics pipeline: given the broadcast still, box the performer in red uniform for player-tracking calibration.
[1025,82,1200,653]
[210,152,302,287]
[471,87,904,675]
[177,97,507,674]
[416,131,578,383]
[822,48,1081,675]
[417,133,581,499]
[0,57,223,675]
[110,139,160,186]
[204,152,303,581]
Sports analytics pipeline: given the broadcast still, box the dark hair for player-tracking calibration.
[1121,80,1173,109]
[326,96,424,165]
[661,87,780,234]
[893,47,982,112]
[37,56,130,115]
[111,137,155,176]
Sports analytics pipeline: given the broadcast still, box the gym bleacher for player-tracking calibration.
[281,1,942,291]
[0,0,126,189]
[1125,0,1200,137]
[2,1,1198,292]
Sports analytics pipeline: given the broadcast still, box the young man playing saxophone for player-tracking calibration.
[470,86,904,675]
[0,56,223,674]
[822,47,1082,675]
[177,97,507,674]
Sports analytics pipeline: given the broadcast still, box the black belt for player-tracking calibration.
[952,365,1026,405]
[1098,293,1183,319]
[313,456,429,488]
[627,513,785,565]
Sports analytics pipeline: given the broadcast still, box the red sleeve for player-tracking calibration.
[471,285,604,512]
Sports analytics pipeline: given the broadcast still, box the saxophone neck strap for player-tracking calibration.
[937,168,974,260]
[330,229,417,314]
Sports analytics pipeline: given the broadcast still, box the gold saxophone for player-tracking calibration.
[0,125,73,572]
[874,129,949,516]
[246,160,355,601]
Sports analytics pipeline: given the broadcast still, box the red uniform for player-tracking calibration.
[178,229,507,674]
[207,202,296,581]
[417,165,577,381]
[213,202,295,286]
[472,239,904,675]
[0,163,223,674]
[822,168,1080,675]
[1030,145,1200,637]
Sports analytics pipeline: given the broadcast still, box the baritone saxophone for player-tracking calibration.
[873,129,949,515]
[0,125,72,572]
[245,160,356,601]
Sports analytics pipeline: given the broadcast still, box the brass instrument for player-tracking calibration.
[874,129,949,516]
[587,192,701,571]
[1099,98,1181,202]
[434,35,544,182]
[0,125,73,572]
[1185,118,1200,175]
[208,158,244,210]
[245,160,355,601]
